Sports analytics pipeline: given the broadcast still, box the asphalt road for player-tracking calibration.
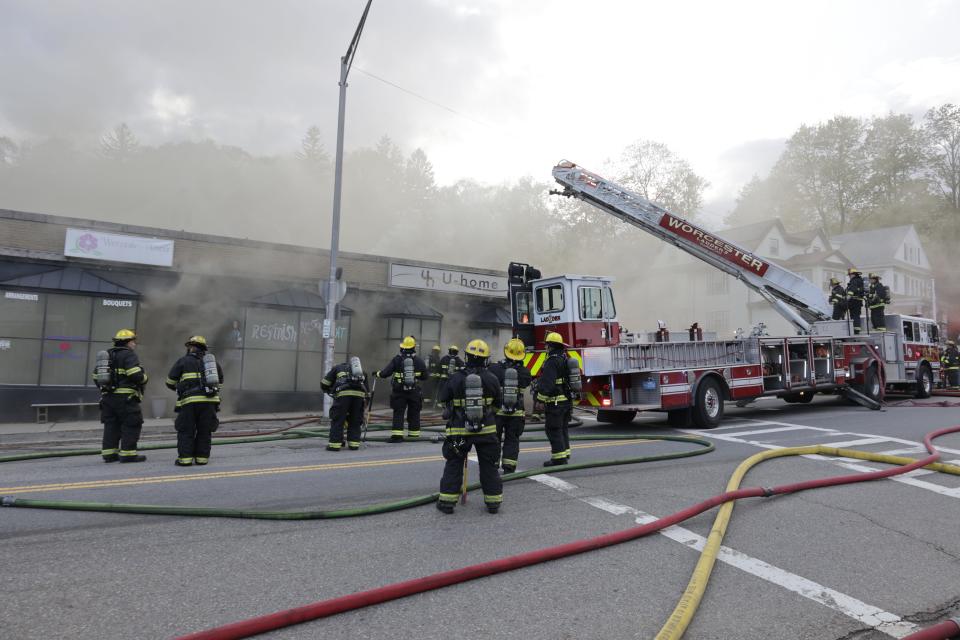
[1,397,959,640]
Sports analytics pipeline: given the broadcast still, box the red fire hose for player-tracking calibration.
[175,425,960,640]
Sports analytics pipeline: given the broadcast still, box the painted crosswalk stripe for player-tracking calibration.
[531,474,917,637]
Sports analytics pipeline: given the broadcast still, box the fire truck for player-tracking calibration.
[508,161,942,428]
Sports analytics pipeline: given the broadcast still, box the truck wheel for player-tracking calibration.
[783,392,814,404]
[596,409,637,425]
[691,378,724,429]
[915,365,932,399]
[858,366,882,403]
[667,408,691,428]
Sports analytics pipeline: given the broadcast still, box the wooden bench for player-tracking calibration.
[31,402,100,424]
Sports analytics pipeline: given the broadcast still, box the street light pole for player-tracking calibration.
[323,0,373,415]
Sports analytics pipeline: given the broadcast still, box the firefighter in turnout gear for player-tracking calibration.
[321,358,368,451]
[488,338,532,474]
[845,268,865,334]
[424,344,442,405]
[866,273,890,332]
[941,340,960,389]
[375,336,428,442]
[537,331,575,466]
[437,345,464,403]
[436,339,503,514]
[165,336,223,466]
[93,329,148,462]
[829,277,847,321]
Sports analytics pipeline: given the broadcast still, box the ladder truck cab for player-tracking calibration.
[507,161,941,429]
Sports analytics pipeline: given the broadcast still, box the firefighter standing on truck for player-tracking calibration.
[93,329,148,463]
[829,277,847,321]
[941,340,960,389]
[321,357,368,451]
[866,273,890,332]
[488,337,532,474]
[537,331,578,467]
[165,336,223,466]
[436,339,503,514]
[845,268,865,334]
[375,336,428,442]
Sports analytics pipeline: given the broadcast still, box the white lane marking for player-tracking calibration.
[679,424,960,500]
[703,421,773,431]
[530,474,917,637]
[820,437,891,448]
[719,426,821,438]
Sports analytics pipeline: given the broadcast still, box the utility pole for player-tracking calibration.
[323,0,373,415]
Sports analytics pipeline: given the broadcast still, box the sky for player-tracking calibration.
[2,0,960,225]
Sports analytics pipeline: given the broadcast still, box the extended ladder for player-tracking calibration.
[551,161,831,333]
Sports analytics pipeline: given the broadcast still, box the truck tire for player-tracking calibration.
[596,409,637,425]
[691,378,724,429]
[915,364,933,399]
[667,408,691,428]
[783,391,814,404]
[858,366,882,403]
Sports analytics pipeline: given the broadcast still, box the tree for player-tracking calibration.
[862,113,927,216]
[297,126,330,166]
[614,140,710,217]
[402,148,436,216]
[0,136,17,166]
[724,174,795,228]
[100,123,139,162]
[924,104,960,213]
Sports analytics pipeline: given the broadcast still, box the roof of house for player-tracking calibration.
[776,249,852,269]
[831,226,913,267]
[0,266,140,296]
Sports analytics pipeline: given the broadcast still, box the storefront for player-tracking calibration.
[0,209,510,421]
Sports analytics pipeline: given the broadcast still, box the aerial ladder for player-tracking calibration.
[551,161,832,334]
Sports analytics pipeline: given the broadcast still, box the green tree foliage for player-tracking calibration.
[614,140,710,217]
[925,104,960,213]
[100,123,140,162]
[297,126,330,166]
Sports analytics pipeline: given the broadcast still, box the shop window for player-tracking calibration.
[383,317,441,358]
[241,349,297,391]
[0,290,45,338]
[40,340,90,386]
[45,294,92,340]
[91,298,138,341]
[298,312,324,352]
[296,351,326,392]
[0,338,42,385]
[535,284,564,313]
[422,319,440,342]
[245,308,299,350]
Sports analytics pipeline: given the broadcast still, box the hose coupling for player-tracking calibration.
[1,496,15,507]
[761,487,775,497]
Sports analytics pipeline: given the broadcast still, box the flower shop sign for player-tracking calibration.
[64,229,175,267]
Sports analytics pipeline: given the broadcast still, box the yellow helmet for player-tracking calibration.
[504,338,526,361]
[829,277,840,285]
[399,336,416,350]
[431,345,441,351]
[465,339,490,358]
[185,335,207,348]
[869,273,880,280]
[114,329,136,342]
[544,331,567,347]
[448,344,459,353]
[948,340,956,346]
[848,267,861,276]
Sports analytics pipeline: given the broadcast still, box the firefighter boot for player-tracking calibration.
[388,435,404,443]
[325,444,341,452]
[501,464,516,474]
[486,505,500,514]
[542,458,568,467]
[436,501,455,514]
[120,455,147,463]
[175,458,193,466]
[102,454,119,463]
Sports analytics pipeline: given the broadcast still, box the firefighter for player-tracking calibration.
[424,344,443,405]
[940,340,960,389]
[437,345,464,396]
[320,358,368,451]
[375,336,428,442]
[436,339,503,514]
[93,329,148,463]
[537,331,575,467]
[488,337,532,474]
[867,273,890,332]
[165,336,224,466]
[829,277,847,321]
[845,268,865,334]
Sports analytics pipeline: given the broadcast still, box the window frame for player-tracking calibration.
[535,284,564,313]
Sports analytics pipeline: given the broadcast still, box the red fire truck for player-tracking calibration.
[507,161,942,428]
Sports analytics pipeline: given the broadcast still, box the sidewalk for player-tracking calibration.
[0,411,324,438]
